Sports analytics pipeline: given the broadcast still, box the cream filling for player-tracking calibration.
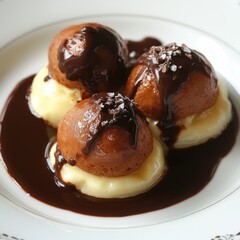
[149,81,232,149]
[49,138,166,199]
[29,66,82,128]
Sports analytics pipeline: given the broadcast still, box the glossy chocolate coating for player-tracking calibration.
[126,43,219,145]
[52,23,129,93]
[0,75,238,216]
[57,92,153,177]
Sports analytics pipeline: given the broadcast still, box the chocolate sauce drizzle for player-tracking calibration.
[82,92,139,154]
[58,26,129,93]
[126,37,162,66]
[0,36,239,217]
[128,43,218,146]
[44,72,52,82]
[0,74,239,217]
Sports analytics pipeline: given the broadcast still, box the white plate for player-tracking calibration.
[1,6,240,240]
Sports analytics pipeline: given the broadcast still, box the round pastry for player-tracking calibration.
[48,23,129,94]
[126,43,232,147]
[48,92,166,198]
[56,92,153,177]
[126,43,218,121]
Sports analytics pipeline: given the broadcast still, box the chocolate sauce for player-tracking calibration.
[82,92,139,154]
[44,72,52,82]
[128,43,218,146]
[126,37,162,66]
[0,76,238,217]
[53,144,67,184]
[58,25,129,93]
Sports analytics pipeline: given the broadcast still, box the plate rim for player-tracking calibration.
[0,13,240,230]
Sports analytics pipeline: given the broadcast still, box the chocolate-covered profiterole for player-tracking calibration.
[56,92,153,177]
[48,23,129,94]
[126,43,219,145]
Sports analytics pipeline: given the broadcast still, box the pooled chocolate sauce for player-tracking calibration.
[0,75,238,217]
[126,37,162,66]
[128,43,218,146]
[58,25,129,93]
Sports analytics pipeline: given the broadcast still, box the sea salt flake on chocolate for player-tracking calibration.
[182,45,191,54]
[166,55,172,61]
[170,64,177,72]
[99,102,105,108]
[160,53,166,60]
[66,37,85,56]
[118,103,125,110]
[161,64,168,73]
[115,94,124,104]
[107,92,115,98]
[101,120,108,126]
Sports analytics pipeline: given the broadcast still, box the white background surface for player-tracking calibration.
[0,0,240,53]
[0,0,240,239]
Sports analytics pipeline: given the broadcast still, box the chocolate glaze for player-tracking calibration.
[53,144,67,185]
[44,72,52,82]
[82,92,139,154]
[128,43,218,146]
[126,37,162,66]
[58,26,129,93]
[0,75,238,217]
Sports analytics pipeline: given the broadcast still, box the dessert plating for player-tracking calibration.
[0,22,238,216]
[56,93,153,177]
[29,23,130,128]
[126,43,231,147]
[48,23,129,94]
[48,92,166,198]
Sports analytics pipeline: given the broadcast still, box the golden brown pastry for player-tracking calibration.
[126,43,219,121]
[56,92,153,177]
[48,23,129,97]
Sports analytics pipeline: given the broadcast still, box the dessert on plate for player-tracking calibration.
[49,92,165,198]
[0,22,238,216]
[29,23,129,128]
[126,43,232,148]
